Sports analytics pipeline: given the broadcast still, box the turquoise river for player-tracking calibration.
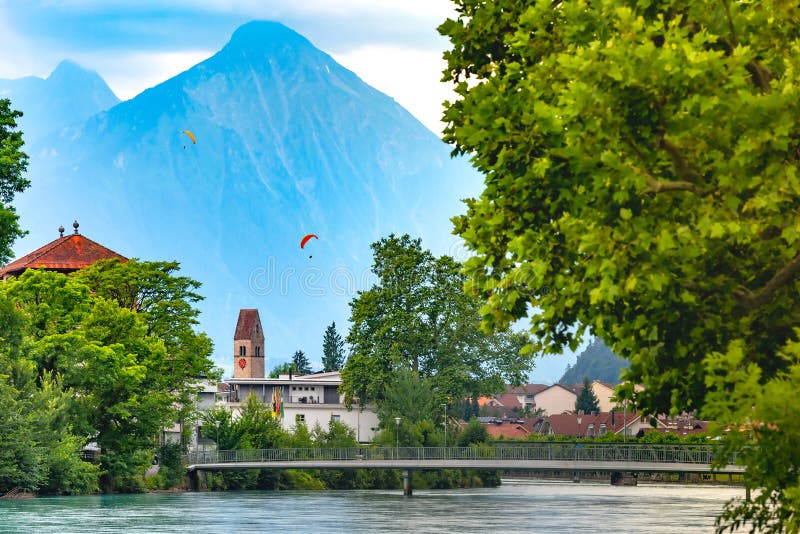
[0,479,744,533]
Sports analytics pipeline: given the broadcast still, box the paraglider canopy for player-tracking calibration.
[181,130,196,145]
[300,234,318,249]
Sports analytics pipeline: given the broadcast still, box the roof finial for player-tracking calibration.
[58,225,64,238]
[73,220,79,235]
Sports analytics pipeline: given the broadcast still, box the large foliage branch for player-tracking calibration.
[441,2,800,530]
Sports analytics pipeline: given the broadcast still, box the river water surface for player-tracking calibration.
[0,479,744,533]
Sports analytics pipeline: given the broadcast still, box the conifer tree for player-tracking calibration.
[574,377,600,414]
[321,321,345,372]
[292,350,312,375]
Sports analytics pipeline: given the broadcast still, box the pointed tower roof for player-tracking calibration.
[0,221,127,279]
[234,309,261,339]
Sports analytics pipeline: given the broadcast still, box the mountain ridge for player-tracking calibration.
[559,338,631,384]
[0,60,119,142]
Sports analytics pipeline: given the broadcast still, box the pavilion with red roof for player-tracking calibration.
[0,220,127,280]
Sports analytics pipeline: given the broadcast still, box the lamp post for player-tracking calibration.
[623,399,628,443]
[577,416,582,439]
[215,420,220,451]
[394,417,401,455]
[441,403,447,446]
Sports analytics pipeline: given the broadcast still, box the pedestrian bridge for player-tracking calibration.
[186,443,744,475]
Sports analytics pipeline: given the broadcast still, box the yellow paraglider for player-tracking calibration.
[181,130,196,148]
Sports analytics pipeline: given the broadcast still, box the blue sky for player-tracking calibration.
[0,0,455,133]
[0,0,585,382]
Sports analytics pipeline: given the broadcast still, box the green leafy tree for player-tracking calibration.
[321,321,345,372]
[292,350,312,375]
[372,370,443,447]
[1,261,215,492]
[457,419,489,447]
[340,234,534,407]
[0,98,30,265]
[269,362,293,378]
[574,377,600,415]
[440,1,800,530]
[312,419,358,448]
[0,289,98,495]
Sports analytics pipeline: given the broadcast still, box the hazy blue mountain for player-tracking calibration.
[559,338,630,384]
[13,21,483,376]
[0,60,119,142]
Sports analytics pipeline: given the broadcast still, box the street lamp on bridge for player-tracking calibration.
[441,404,447,446]
[394,417,401,451]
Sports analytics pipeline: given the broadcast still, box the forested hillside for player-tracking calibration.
[559,339,630,384]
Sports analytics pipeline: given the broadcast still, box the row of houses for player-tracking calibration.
[480,381,642,418]
[479,411,708,440]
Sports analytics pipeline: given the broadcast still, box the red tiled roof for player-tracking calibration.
[506,384,549,396]
[545,411,642,437]
[234,309,260,339]
[0,233,127,278]
[495,393,523,410]
[485,423,530,440]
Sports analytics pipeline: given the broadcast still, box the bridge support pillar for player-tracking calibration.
[187,470,207,491]
[402,470,413,496]
[610,472,637,486]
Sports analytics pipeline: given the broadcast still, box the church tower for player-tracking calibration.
[233,309,265,378]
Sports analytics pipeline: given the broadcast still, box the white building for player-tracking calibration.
[223,309,379,442]
[226,371,378,442]
[533,384,578,415]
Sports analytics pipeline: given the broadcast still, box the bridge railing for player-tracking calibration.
[186,443,736,466]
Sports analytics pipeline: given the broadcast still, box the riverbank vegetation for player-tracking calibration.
[196,393,500,492]
[0,260,217,495]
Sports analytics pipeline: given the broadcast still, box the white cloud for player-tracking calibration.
[333,44,455,135]
[74,49,214,100]
[0,12,45,78]
[35,0,454,19]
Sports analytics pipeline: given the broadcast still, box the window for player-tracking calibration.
[292,386,297,391]
[255,346,260,357]
[239,346,246,356]
[331,415,341,422]
[296,414,305,423]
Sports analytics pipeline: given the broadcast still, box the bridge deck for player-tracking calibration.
[186,444,744,474]
[187,459,743,473]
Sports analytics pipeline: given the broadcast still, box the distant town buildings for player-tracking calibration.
[210,308,379,443]
[475,379,708,440]
[480,380,639,418]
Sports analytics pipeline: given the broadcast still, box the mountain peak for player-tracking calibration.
[47,59,109,88]
[50,59,84,76]
[224,21,312,53]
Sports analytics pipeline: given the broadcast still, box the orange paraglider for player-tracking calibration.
[181,130,196,148]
